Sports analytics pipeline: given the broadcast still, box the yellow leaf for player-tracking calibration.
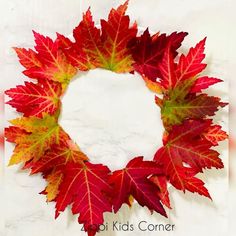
[45,170,64,202]
[8,114,60,165]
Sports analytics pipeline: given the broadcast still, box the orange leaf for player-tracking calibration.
[44,169,64,202]
[202,125,228,146]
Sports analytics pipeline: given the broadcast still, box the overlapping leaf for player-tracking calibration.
[5,114,61,165]
[14,33,77,87]
[44,169,64,202]
[130,29,187,81]
[70,1,137,73]
[161,93,226,127]
[6,80,62,117]
[156,38,226,128]
[100,1,137,71]
[37,147,88,202]
[55,162,112,236]
[24,130,88,174]
[154,119,225,197]
[159,38,207,90]
[109,157,166,216]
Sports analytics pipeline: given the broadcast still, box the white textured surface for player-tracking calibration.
[1,0,234,236]
[60,69,164,171]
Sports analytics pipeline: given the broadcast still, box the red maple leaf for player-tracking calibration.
[15,32,77,85]
[159,38,207,90]
[55,162,112,236]
[154,119,224,197]
[72,8,102,70]
[130,29,187,81]
[109,157,167,216]
[100,1,137,71]
[156,38,227,127]
[5,80,62,118]
[71,1,137,72]
[27,132,88,174]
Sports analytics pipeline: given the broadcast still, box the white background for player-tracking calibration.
[0,0,235,236]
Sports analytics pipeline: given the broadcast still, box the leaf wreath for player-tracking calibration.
[5,1,228,236]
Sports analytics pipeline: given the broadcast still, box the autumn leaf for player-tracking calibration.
[44,169,64,202]
[100,0,137,72]
[156,40,227,127]
[6,114,61,165]
[109,157,166,216]
[55,162,112,236]
[130,29,187,81]
[28,132,88,174]
[158,38,206,92]
[38,143,88,202]
[16,31,77,86]
[154,119,224,197]
[5,80,62,118]
[72,8,102,70]
[23,127,88,201]
[161,93,226,127]
[72,1,137,72]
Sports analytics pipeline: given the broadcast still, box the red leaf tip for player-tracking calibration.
[115,0,129,14]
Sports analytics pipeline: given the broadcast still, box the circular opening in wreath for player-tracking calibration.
[60,69,164,171]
